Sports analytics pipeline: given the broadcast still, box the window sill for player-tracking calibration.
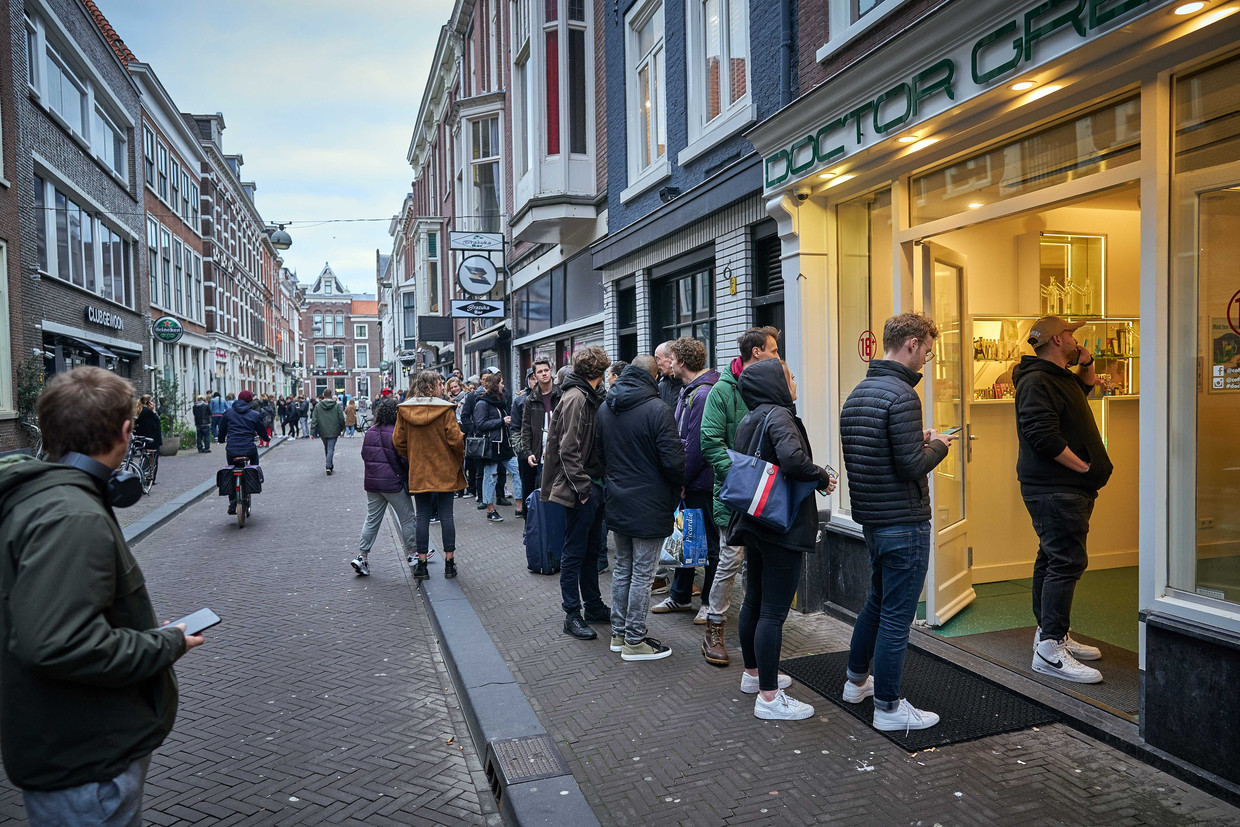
[0,176,10,189]
[677,102,756,167]
[621,158,672,204]
[815,0,908,64]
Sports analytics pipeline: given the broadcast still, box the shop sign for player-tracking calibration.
[152,316,184,344]
[858,330,878,363]
[449,231,504,251]
[763,0,1160,190]
[451,299,505,318]
[85,305,124,331]
[379,360,390,371]
[456,255,499,296]
[215,348,228,361]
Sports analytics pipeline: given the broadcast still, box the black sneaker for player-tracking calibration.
[444,559,457,579]
[476,502,488,510]
[326,468,333,475]
[412,559,429,581]
[486,510,504,522]
[227,502,237,515]
[563,613,597,640]
[584,605,612,623]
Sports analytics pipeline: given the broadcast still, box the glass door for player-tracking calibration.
[922,242,976,625]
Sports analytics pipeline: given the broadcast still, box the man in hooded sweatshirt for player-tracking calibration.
[311,390,347,474]
[597,355,685,661]
[1014,316,1113,684]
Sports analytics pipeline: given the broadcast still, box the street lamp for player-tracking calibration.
[269,224,293,251]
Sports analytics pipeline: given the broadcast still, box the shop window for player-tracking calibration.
[565,251,603,321]
[752,222,785,352]
[834,188,893,518]
[1169,53,1240,608]
[656,267,715,365]
[910,96,1141,225]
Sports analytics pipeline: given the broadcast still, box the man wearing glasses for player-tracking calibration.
[1013,316,1113,684]
[839,312,954,732]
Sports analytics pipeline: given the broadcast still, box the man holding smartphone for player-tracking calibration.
[0,368,204,826]
[1014,316,1114,684]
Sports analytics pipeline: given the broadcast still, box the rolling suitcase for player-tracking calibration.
[523,489,565,575]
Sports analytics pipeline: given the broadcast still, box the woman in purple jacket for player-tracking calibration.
[351,397,419,576]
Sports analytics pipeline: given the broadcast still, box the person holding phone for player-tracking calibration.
[0,368,204,826]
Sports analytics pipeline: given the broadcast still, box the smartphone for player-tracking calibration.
[940,426,963,436]
[165,608,220,636]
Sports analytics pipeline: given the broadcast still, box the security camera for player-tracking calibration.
[794,186,812,202]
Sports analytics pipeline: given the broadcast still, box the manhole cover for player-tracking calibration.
[488,734,569,785]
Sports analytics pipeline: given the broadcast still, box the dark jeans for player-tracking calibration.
[518,459,538,509]
[414,491,456,555]
[846,522,931,711]
[466,457,481,497]
[1024,492,1094,641]
[211,414,223,439]
[196,425,211,452]
[738,538,803,692]
[670,490,720,605]
[560,483,606,616]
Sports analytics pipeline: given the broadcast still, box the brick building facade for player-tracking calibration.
[300,264,381,402]
[0,0,24,452]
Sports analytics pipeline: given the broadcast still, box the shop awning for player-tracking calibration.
[64,336,119,360]
[464,326,511,355]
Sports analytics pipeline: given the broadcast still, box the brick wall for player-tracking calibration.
[712,226,753,373]
[0,2,23,451]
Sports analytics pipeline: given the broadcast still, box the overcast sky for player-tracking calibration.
[101,0,453,293]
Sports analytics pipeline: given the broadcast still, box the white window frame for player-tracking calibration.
[623,0,670,203]
[816,0,909,63]
[44,44,88,140]
[0,242,11,415]
[512,0,533,179]
[354,343,369,370]
[156,143,168,201]
[34,172,134,308]
[170,157,181,214]
[147,216,159,306]
[353,323,368,339]
[142,126,155,185]
[92,105,125,179]
[680,0,753,166]
[464,113,505,224]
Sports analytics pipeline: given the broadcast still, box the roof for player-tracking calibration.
[351,300,379,315]
[82,0,138,65]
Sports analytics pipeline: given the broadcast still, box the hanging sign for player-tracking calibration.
[450,231,504,251]
[457,255,499,296]
[152,316,184,344]
[858,330,878,363]
[451,299,505,319]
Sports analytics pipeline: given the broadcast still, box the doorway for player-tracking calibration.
[916,183,1143,719]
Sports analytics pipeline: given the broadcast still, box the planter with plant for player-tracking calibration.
[15,357,46,457]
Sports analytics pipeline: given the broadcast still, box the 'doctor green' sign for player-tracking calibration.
[763,0,1159,190]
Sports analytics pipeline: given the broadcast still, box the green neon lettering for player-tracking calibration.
[1089,0,1150,27]
[1024,0,1086,63]
[913,59,956,117]
[971,22,1021,85]
[765,149,790,188]
[814,117,847,164]
[847,102,874,144]
[874,83,913,134]
[788,135,818,176]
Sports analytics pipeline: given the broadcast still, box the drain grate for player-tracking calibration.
[487,734,570,788]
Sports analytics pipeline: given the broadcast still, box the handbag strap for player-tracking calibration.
[751,410,776,459]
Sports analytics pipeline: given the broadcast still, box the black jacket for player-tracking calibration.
[459,388,484,436]
[730,358,831,553]
[520,387,560,464]
[596,367,685,539]
[192,401,211,428]
[839,360,948,526]
[218,400,267,457]
[658,375,683,408]
[472,392,514,461]
[134,407,162,449]
[1012,356,1113,496]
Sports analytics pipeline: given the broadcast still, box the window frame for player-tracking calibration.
[354,323,368,340]
[92,105,125,178]
[156,143,169,201]
[465,114,504,231]
[623,0,670,202]
[680,0,752,166]
[654,266,716,367]
[816,0,909,63]
[354,343,369,370]
[0,243,11,415]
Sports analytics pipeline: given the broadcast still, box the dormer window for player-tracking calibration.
[323,280,332,294]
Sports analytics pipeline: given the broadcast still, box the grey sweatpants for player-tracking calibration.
[358,490,417,557]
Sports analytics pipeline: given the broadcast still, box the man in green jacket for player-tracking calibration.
[699,327,781,666]
[0,367,204,825]
[311,390,347,474]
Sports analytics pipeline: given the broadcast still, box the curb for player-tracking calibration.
[123,439,285,546]
[419,574,600,826]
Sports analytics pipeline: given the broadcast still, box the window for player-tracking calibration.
[193,252,203,321]
[332,345,346,368]
[354,323,368,339]
[35,175,131,306]
[427,231,440,312]
[752,221,784,350]
[627,2,666,176]
[25,16,38,92]
[323,279,332,294]
[313,313,323,335]
[143,127,155,184]
[819,0,907,61]
[656,267,715,365]
[543,0,590,156]
[94,108,125,177]
[686,0,748,145]
[402,292,417,350]
[147,218,159,305]
[190,183,200,229]
[33,174,47,272]
[157,144,168,201]
[355,344,369,369]
[314,344,326,369]
[170,158,181,213]
[45,48,86,137]
[335,314,345,338]
[357,377,370,399]
[181,171,191,222]
[470,117,502,231]
[160,228,172,309]
[173,238,184,314]
[615,276,638,362]
[513,0,533,176]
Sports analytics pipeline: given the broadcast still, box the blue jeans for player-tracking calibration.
[210,414,223,439]
[322,437,338,469]
[23,755,149,827]
[482,456,521,505]
[196,424,211,452]
[846,522,931,711]
[560,483,606,616]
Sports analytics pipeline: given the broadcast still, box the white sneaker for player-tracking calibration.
[1034,627,1101,661]
[740,671,792,694]
[350,556,370,576]
[1032,637,1103,683]
[753,690,814,721]
[650,597,694,613]
[693,605,711,625]
[842,675,875,704]
[873,698,940,733]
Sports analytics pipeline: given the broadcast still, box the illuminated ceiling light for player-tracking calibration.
[1208,5,1240,21]
[968,202,984,209]
[1173,2,1206,13]
[906,138,939,152]
[823,174,855,189]
[896,134,920,144]
[818,171,837,180]
[1010,80,1037,91]
[1026,84,1063,101]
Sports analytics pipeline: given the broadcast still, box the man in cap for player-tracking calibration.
[1013,315,1114,684]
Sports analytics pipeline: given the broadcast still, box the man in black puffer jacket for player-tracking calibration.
[1014,315,1113,686]
[840,312,953,734]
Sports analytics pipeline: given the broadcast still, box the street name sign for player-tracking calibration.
[451,300,505,319]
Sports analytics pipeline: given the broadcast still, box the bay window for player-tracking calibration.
[470,116,502,231]
[513,0,533,177]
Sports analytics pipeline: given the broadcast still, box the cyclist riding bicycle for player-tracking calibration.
[218,389,269,514]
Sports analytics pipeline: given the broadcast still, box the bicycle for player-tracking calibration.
[356,410,372,432]
[120,436,157,495]
[19,419,45,460]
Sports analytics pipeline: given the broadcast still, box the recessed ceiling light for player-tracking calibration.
[968,202,984,209]
[1209,6,1240,21]
[896,134,920,144]
[1010,81,1037,92]
[1174,2,1205,13]
[818,172,837,179]
[823,174,855,189]
[1026,84,1063,101]
[907,138,939,152]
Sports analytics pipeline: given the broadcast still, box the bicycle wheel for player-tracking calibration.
[236,478,246,528]
[137,455,154,494]
[120,458,143,481]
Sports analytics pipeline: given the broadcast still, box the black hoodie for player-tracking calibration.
[732,358,832,553]
[1012,356,1113,496]
[596,366,686,538]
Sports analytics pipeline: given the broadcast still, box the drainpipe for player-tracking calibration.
[779,0,794,107]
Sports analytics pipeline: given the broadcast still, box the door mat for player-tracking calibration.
[781,649,1060,752]
[943,626,1139,718]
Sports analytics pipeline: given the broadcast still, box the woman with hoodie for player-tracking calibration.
[472,372,522,522]
[350,397,417,576]
[731,358,836,721]
[394,371,467,580]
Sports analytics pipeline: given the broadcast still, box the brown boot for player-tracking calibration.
[702,617,729,667]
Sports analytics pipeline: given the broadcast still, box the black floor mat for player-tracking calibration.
[941,626,1139,717]
[781,649,1060,752]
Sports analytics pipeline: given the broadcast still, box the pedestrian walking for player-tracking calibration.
[733,358,836,720]
[134,394,163,484]
[350,397,418,576]
[395,371,467,581]
[542,346,612,641]
[209,390,226,440]
[193,394,213,453]
[257,396,275,447]
[597,355,685,661]
[297,395,310,438]
[473,372,522,522]
[311,391,346,474]
[345,399,358,437]
[1014,316,1113,683]
[0,367,204,825]
[652,337,720,623]
[218,389,269,515]
[699,326,781,667]
[519,360,559,498]
[840,312,953,732]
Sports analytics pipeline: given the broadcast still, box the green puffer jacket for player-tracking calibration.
[699,361,749,528]
[0,455,185,791]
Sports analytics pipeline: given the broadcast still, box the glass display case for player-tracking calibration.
[972,316,1139,402]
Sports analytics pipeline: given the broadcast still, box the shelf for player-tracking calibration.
[973,393,1140,404]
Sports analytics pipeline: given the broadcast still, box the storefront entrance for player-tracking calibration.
[916,183,1143,718]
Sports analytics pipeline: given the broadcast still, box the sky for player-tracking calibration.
[101,0,454,293]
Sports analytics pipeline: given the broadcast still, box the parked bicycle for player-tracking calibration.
[120,435,157,495]
[19,419,45,460]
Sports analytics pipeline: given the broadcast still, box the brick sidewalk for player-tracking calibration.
[115,440,244,529]
[436,495,1240,826]
[0,437,498,826]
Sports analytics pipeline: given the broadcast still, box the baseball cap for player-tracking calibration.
[1027,316,1086,348]
[237,389,254,403]
[484,366,501,374]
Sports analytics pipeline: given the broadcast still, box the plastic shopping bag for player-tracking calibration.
[659,506,685,567]
[680,505,710,566]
